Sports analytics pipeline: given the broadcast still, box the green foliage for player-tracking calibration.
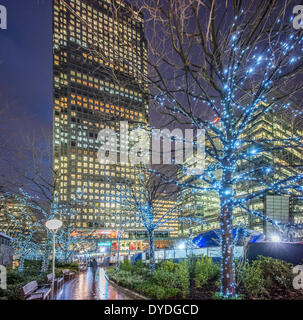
[236,260,266,298]
[53,261,79,274]
[108,256,297,300]
[154,268,176,287]
[0,284,23,300]
[112,271,145,290]
[133,259,144,269]
[161,260,175,273]
[194,255,220,288]
[120,260,134,272]
[133,260,150,277]
[237,256,295,299]
[155,260,190,297]
[23,260,42,276]
[138,282,180,300]
[108,259,188,299]
[6,269,24,285]
[175,260,190,298]
[186,255,197,277]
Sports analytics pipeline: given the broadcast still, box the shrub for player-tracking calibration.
[161,260,175,273]
[186,255,197,277]
[53,261,79,274]
[0,284,23,300]
[154,260,189,298]
[154,268,176,288]
[175,260,190,298]
[108,261,182,300]
[237,260,266,299]
[138,282,180,300]
[120,260,134,272]
[237,256,295,299]
[133,260,150,277]
[133,259,144,269]
[6,269,24,285]
[256,256,293,290]
[194,255,220,288]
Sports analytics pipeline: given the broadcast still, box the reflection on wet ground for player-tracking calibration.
[55,268,131,300]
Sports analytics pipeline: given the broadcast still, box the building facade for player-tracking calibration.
[52,0,179,254]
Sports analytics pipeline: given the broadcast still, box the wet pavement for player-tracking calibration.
[55,268,132,300]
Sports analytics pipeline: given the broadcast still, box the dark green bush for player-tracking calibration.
[155,260,189,297]
[137,281,179,300]
[194,255,220,288]
[6,269,24,285]
[155,268,175,286]
[107,260,184,299]
[120,260,134,272]
[237,256,295,299]
[186,255,197,277]
[175,260,190,298]
[237,260,266,298]
[0,284,23,300]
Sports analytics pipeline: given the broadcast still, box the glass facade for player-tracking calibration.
[53,0,148,233]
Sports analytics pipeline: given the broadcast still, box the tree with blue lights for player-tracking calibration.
[103,165,180,271]
[0,131,94,269]
[0,204,41,273]
[138,0,303,297]
[103,165,204,271]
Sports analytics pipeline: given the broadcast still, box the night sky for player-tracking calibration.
[0,0,52,134]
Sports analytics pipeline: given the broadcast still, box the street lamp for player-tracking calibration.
[271,234,281,243]
[45,219,63,299]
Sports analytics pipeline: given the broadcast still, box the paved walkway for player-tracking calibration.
[55,268,132,300]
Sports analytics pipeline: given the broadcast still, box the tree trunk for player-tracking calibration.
[148,229,155,271]
[18,254,25,273]
[116,232,121,272]
[220,173,235,297]
[41,243,50,274]
[63,227,70,263]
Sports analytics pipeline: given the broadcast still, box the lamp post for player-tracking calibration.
[45,219,63,300]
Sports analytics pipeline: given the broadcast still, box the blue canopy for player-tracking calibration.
[193,228,265,248]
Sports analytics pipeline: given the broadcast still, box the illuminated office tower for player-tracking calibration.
[52,0,148,239]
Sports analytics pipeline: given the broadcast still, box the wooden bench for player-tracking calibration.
[46,273,64,291]
[21,281,51,300]
[62,269,76,281]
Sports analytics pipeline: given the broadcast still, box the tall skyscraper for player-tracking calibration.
[52,0,149,245]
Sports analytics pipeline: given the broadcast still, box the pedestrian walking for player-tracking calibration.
[91,258,98,281]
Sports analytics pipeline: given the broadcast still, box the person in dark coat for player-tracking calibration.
[91,258,98,281]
